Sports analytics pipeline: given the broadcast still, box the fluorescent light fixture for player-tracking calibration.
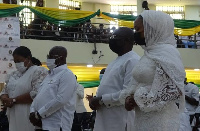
[87,64,93,68]
[194,69,200,71]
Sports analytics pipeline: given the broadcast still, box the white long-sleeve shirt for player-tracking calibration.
[30,64,77,131]
[94,51,140,131]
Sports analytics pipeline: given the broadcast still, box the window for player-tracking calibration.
[110,5,137,30]
[111,5,137,16]
[156,6,185,19]
[19,0,36,26]
[59,0,80,10]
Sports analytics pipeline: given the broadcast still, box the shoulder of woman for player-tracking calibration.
[5,70,19,81]
[32,66,48,75]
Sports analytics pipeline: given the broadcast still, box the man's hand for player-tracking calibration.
[86,93,94,102]
[125,95,136,111]
[29,112,42,127]
[89,97,102,110]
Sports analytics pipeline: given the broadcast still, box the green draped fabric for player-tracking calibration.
[28,7,100,26]
[102,12,200,29]
[79,81,100,88]
[102,12,137,21]
[0,6,25,17]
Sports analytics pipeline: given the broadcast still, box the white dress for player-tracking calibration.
[120,55,182,131]
[0,66,48,131]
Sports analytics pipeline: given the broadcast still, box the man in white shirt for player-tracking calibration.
[184,78,200,124]
[88,27,140,131]
[29,46,77,131]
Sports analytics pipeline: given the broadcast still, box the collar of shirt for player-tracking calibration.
[49,64,67,75]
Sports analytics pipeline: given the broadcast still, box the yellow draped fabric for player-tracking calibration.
[0,3,200,36]
[30,6,97,20]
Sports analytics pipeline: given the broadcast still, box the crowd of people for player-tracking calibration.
[21,19,114,43]
[0,10,200,131]
[176,35,200,49]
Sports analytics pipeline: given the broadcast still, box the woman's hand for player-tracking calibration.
[125,95,136,111]
[2,98,14,108]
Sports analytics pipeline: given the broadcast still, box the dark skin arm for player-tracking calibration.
[185,95,199,106]
[1,93,32,108]
[14,93,33,104]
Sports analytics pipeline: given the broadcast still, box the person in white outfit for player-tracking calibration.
[184,79,199,124]
[88,27,140,131]
[120,10,186,131]
[75,76,87,114]
[29,46,77,131]
[179,108,192,131]
[0,46,48,131]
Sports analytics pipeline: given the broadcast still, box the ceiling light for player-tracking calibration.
[194,69,200,71]
[87,64,93,68]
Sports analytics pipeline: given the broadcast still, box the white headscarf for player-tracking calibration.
[141,10,186,112]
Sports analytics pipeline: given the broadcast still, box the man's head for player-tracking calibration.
[99,24,104,30]
[36,0,44,7]
[109,27,135,56]
[99,68,106,81]
[142,1,149,10]
[47,46,67,70]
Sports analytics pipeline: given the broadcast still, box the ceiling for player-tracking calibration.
[80,0,200,6]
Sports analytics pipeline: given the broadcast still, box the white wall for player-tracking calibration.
[45,0,59,8]
[81,2,110,27]
[21,39,200,69]
[185,5,200,20]
[148,4,156,11]
[81,2,94,12]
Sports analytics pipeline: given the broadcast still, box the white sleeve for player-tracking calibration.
[134,64,182,112]
[30,102,35,113]
[76,84,84,99]
[38,72,77,118]
[119,78,138,105]
[102,58,139,108]
[30,67,48,99]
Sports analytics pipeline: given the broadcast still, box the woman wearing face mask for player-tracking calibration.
[119,10,186,131]
[0,46,48,131]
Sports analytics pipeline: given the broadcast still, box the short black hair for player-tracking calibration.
[13,46,32,58]
[113,27,135,43]
[100,68,106,74]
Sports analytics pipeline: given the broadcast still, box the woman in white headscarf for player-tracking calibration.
[119,10,186,131]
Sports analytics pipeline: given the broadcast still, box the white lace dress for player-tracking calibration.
[120,55,182,131]
[0,66,48,131]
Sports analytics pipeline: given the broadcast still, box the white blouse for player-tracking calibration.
[1,65,48,131]
[120,55,182,131]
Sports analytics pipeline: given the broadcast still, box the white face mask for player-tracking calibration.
[15,62,27,73]
[46,59,57,70]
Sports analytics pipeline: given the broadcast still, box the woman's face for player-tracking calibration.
[13,54,30,67]
[134,18,144,38]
